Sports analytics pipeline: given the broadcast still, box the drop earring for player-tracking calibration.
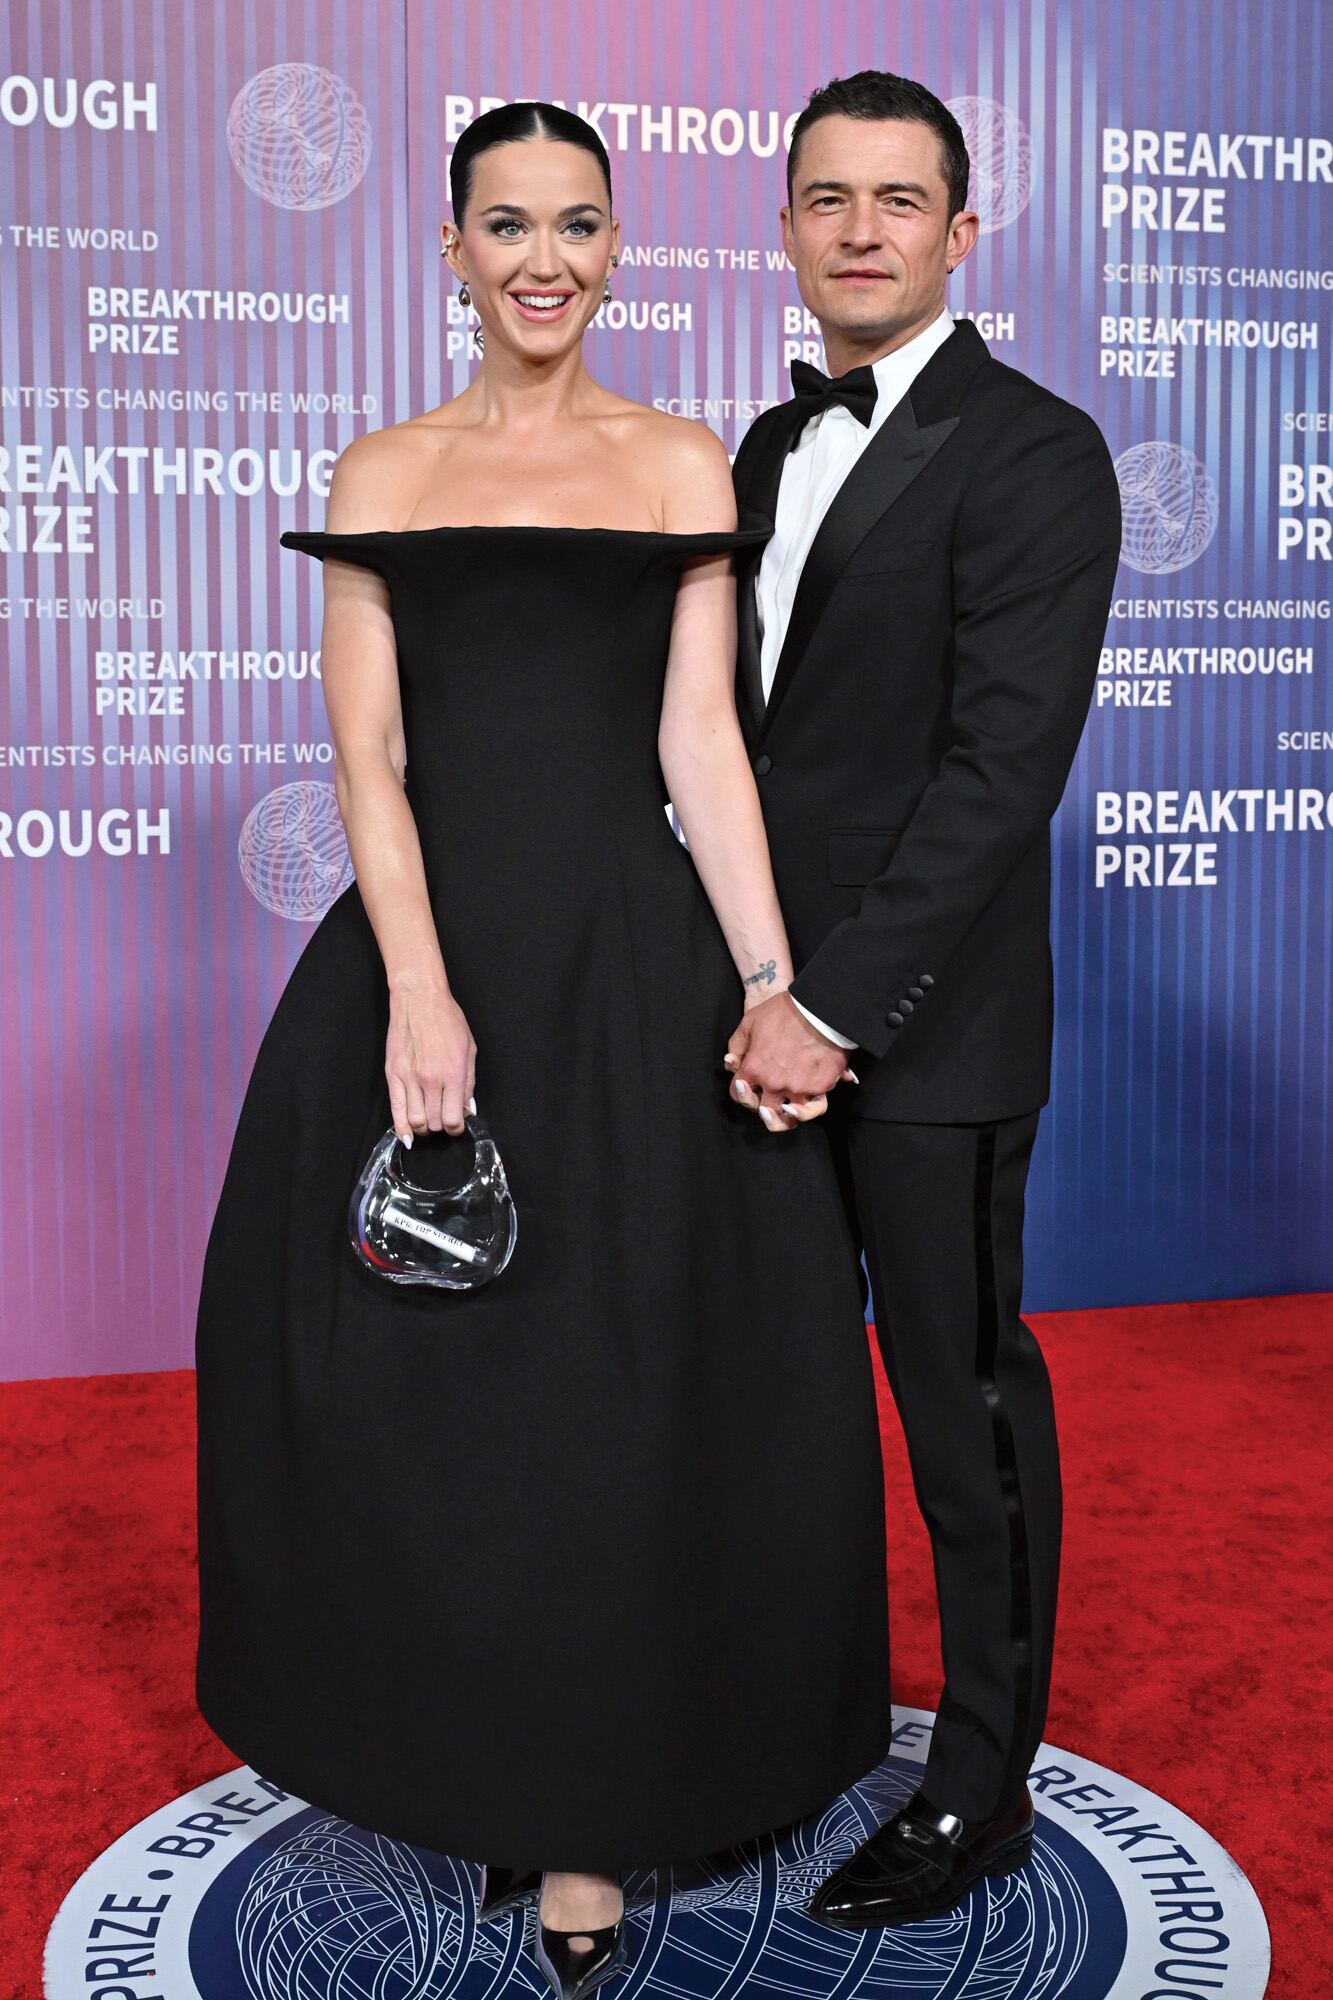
[456,281,483,350]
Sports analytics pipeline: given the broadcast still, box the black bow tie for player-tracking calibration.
[788,359,878,449]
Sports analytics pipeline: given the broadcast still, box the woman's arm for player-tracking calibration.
[318,434,477,1140]
[657,424,850,1121]
[657,424,792,1006]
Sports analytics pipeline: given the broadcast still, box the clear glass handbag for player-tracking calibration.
[348,1103,517,1290]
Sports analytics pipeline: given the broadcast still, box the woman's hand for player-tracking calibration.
[724,994,857,1135]
[385,981,476,1142]
[733,981,824,1131]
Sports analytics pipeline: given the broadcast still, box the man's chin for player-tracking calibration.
[815,295,906,333]
[823,317,907,349]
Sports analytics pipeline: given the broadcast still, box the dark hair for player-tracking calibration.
[787,71,970,222]
[449,100,613,226]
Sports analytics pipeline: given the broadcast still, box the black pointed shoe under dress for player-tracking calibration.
[533,1875,628,2000]
[807,1785,1035,1928]
[476,1863,542,1923]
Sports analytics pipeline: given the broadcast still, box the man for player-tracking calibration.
[725,71,1122,1927]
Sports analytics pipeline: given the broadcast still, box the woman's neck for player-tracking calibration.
[455,346,605,430]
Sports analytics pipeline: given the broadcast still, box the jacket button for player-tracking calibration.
[918,974,934,988]
[753,753,772,775]
[907,986,924,1000]
[887,1011,905,1029]
[898,998,914,1014]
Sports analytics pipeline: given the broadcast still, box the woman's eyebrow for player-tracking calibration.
[476,201,606,219]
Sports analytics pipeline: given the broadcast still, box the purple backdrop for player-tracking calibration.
[2,0,1330,1381]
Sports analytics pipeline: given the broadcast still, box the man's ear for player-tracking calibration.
[945,208,981,275]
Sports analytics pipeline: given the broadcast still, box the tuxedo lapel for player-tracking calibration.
[753,316,990,746]
[736,557,766,738]
[734,402,801,738]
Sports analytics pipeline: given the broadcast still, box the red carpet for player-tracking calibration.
[3,1291,1329,1997]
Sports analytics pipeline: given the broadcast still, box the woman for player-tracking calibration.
[194,102,891,2000]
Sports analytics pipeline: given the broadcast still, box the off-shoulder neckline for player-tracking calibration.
[281,522,771,541]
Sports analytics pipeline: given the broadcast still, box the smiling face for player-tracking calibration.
[781,114,979,370]
[441,135,619,360]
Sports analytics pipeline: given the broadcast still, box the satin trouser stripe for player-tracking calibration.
[972,1121,1037,1815]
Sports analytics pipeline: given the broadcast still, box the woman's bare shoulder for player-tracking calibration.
[323,416,453,533]
[634,408,736,530]
[601,396,728,459]
[582,396,734,528]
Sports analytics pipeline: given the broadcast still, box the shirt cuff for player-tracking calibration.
[789,995,858,1050]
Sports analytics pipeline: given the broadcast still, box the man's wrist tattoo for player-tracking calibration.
[743,958,778,991]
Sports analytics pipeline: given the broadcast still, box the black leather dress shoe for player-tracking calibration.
[807,1785,1035,1929]
[476,1863,542,1922]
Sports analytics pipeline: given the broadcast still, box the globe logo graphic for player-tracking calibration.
[948,97,1034,233]
[1114,441,1219,573]
[227,64,372,209]
[238,782,355,921]
[218,1766,1100,2000]
[233,1821,468,1999]
[46,1719,1270,2000]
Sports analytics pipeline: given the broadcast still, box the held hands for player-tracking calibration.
[724,990,859,1135]
[386,980,476,1143]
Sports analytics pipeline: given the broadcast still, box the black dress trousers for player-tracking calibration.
[822,1090,1060,1823]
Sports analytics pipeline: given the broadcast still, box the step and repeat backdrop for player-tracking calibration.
[2,0,1330,1378]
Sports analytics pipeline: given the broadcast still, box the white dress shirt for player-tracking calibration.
[757,306,957,1052]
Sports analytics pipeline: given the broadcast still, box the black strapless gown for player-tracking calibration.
[193,520,892,1871]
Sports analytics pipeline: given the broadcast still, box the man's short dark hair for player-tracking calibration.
[786,71,971,222]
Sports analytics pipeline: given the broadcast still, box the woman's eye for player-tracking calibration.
[487,218,598,238]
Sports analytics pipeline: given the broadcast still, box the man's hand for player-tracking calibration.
[723,992,858,1133]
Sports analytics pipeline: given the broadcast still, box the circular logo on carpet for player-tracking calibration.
[44,1707,1268,1999]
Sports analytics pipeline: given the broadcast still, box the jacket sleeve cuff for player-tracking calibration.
[788,995,858,1050]
[789,962,896,1060]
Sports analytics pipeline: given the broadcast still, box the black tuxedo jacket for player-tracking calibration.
[731,317,1122,1121]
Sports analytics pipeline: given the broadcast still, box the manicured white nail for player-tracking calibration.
[466,1094,476,1113]
[723,1052,739,1069]
[780,1100,798,1116]
[733,1078,751,1098]
[400,1130,413,1148]
[760,1105,780,1126]
[842,1068,860,1084]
